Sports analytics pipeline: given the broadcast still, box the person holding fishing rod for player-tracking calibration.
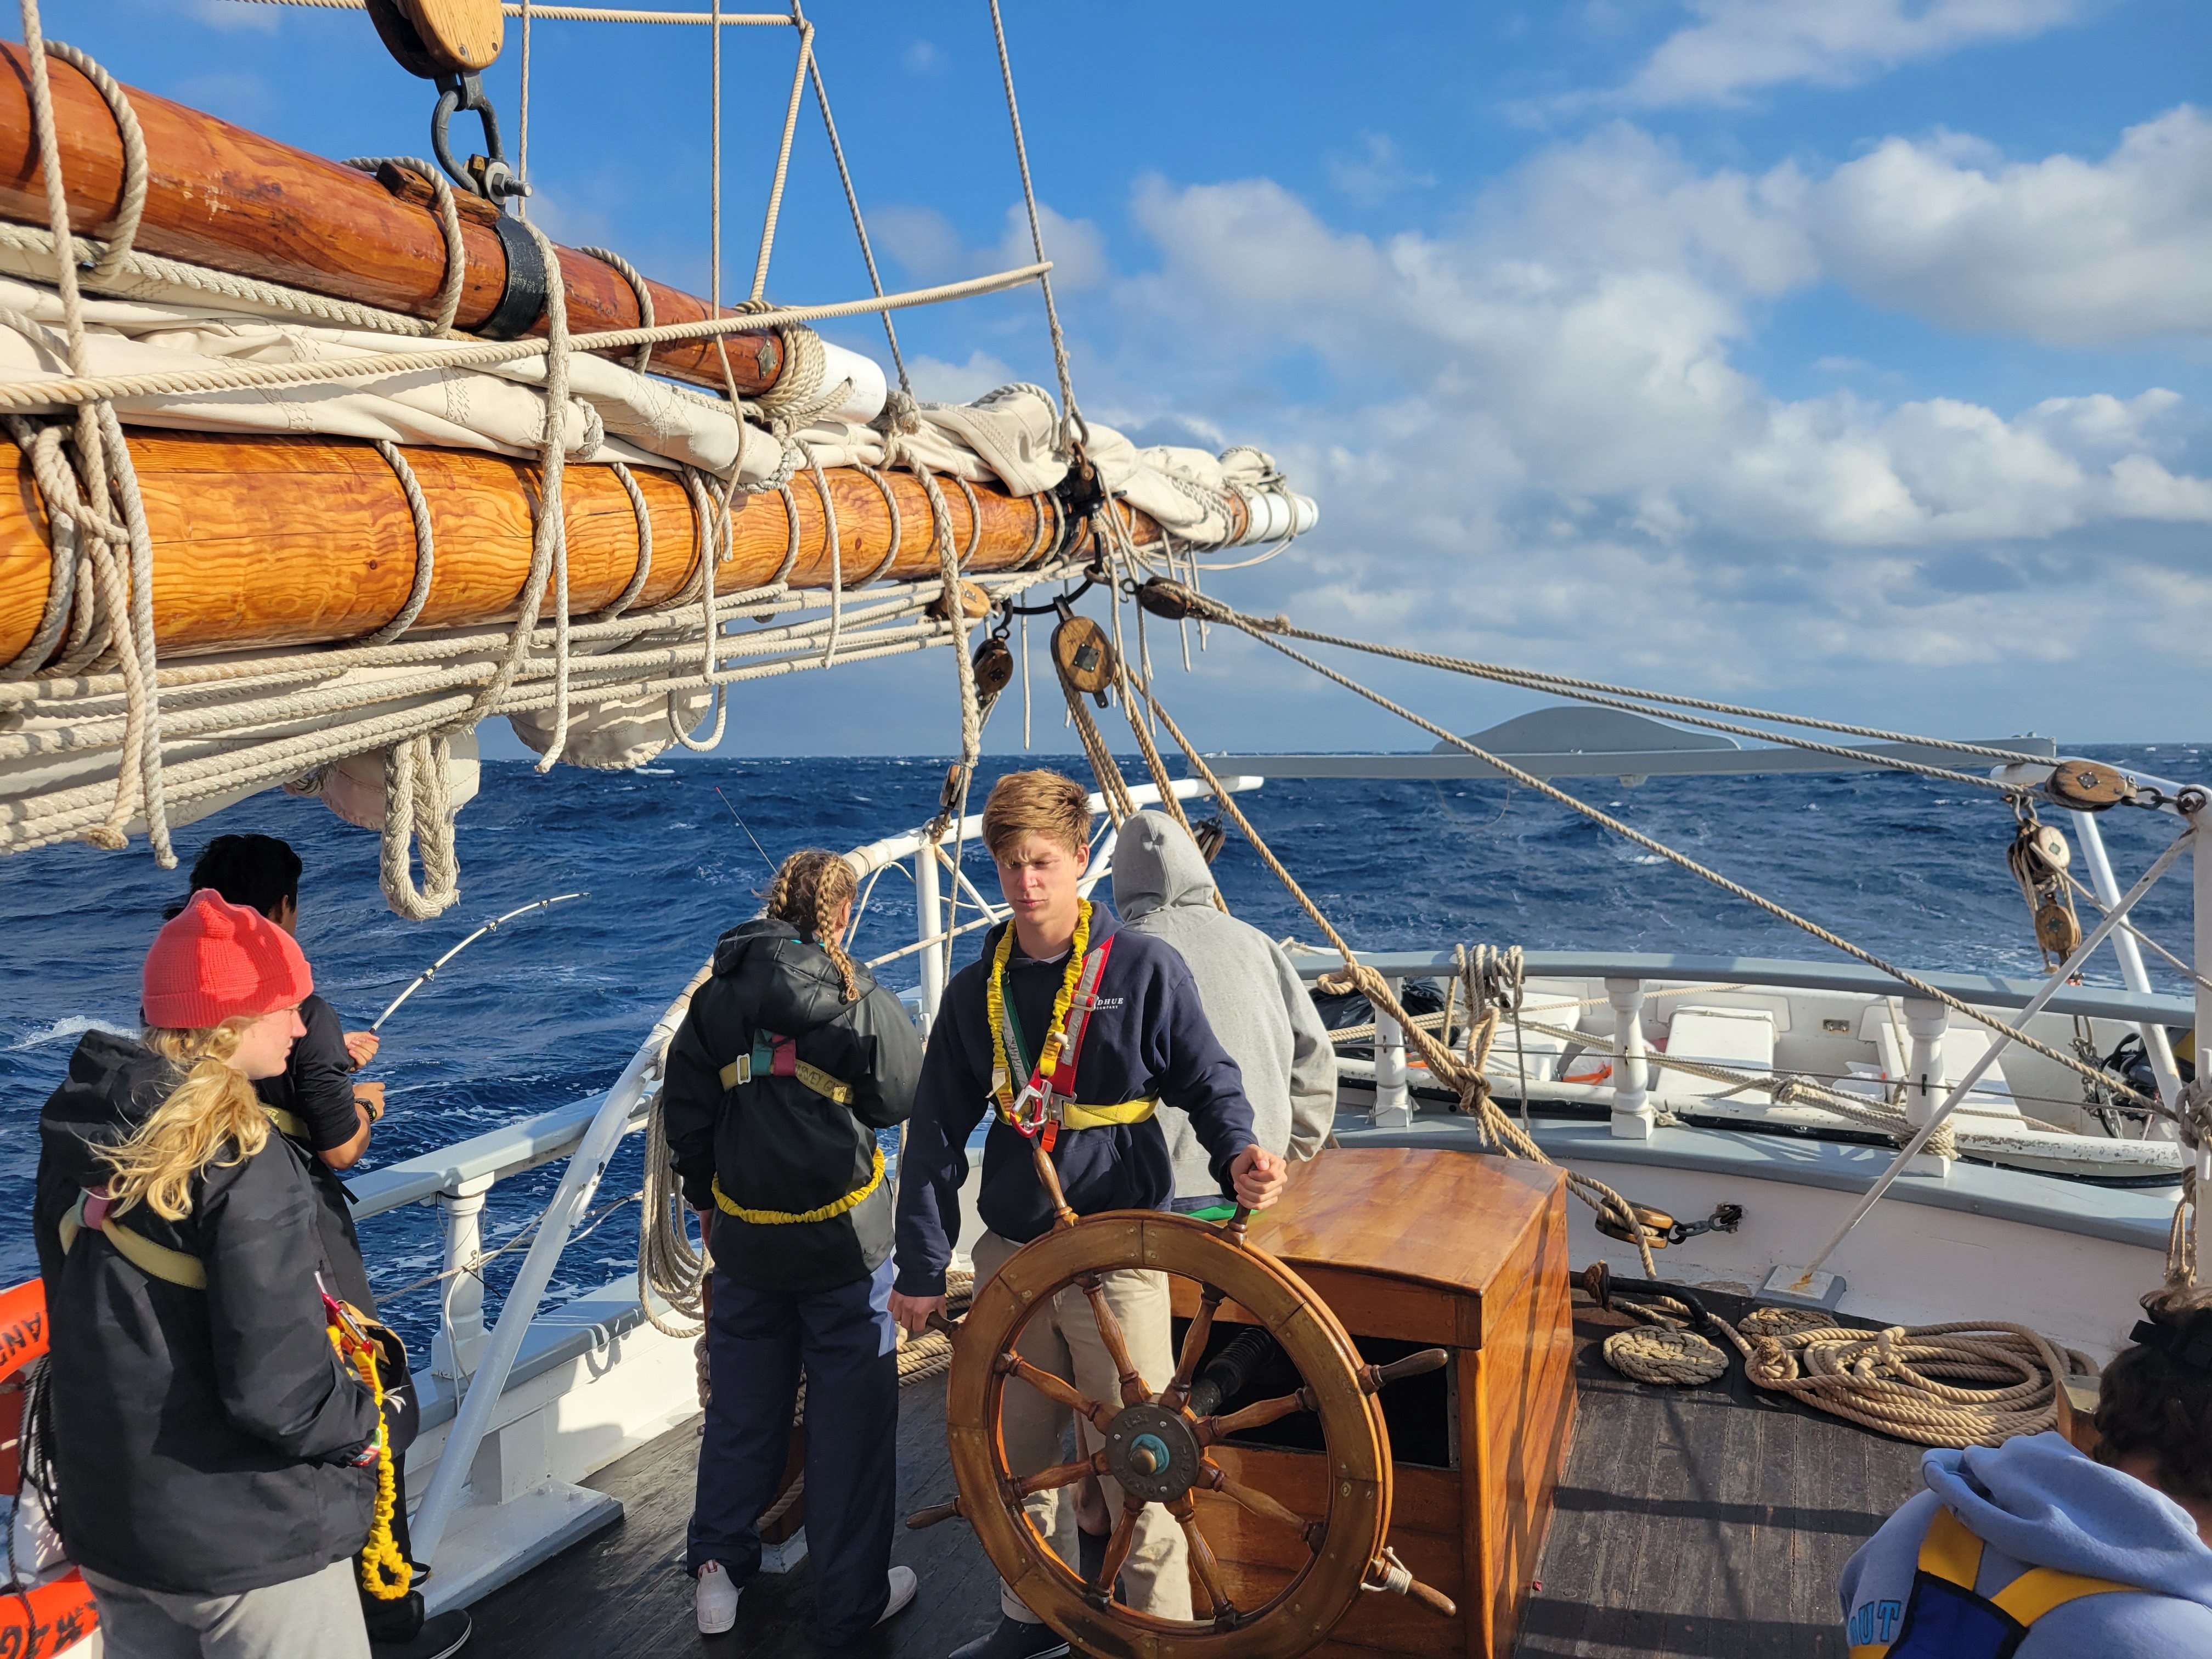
[661,848,926,1641]
[171,834,471,1659]
[32,888,385,1657]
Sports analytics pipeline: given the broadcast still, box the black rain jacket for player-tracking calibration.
[663,918,924,1294]
[33,1029,380,1596]
[257,992,376,1312]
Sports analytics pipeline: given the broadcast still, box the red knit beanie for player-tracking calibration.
[142,888,314,1029]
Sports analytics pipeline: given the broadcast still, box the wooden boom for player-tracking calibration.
[0,44,785,396]
[0,430,1131,665]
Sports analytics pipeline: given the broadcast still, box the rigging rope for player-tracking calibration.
[985,0,1081,450]
[1121,665,1660,1275]
[1159,591,2160,1117]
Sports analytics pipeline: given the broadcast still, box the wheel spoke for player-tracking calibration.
[997,1353,1116,1434]
[1194,1385,1317,1445]
[1160,1285,1223,1412]
[1091,1493,1144,1601]
[1167,1493,1237,1623]
[1197,1460,1321,1550]
[1008,1451,1108,1500]
[1076,1273,1152,1406]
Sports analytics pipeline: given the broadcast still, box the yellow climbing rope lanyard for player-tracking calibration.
[711,1148,887,1225]
[986,901,1155,1150]
[323,1296,410,1601]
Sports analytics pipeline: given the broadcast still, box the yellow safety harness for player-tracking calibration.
[986,900,1155,1150]
[1848,1504,2137,1657]
[56,1190,411,1601]
[708,1026,882,1224]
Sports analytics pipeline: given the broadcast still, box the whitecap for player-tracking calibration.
[9,1014,134,1051]
[633,767,675,775]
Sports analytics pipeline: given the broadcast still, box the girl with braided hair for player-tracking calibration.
[661,848,925,1641]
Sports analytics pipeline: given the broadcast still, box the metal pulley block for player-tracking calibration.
[2047,758,2135,812]
[368,0,504,78]
[1052,612,1116,706]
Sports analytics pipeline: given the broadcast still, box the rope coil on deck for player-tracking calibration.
[1598,1289,2098,1448]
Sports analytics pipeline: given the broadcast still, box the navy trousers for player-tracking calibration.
[687,1257,900,1645]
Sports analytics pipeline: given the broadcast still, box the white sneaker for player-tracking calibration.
[877,1564,918,1626]
[696,1560,741,1634]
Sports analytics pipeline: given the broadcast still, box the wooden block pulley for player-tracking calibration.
[1595,1204,1675,1249]
[2047,759,2132,811]
[970,636,1014,704]
[367,0,504,78]
[1051,614,1116,701]
[2034,901,2084,958]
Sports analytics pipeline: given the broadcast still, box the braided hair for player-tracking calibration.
[763,849,862,1003]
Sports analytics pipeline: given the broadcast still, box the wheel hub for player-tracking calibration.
[1102,1402,1202,1502]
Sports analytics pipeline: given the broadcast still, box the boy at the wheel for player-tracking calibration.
[890,769,1288,1659]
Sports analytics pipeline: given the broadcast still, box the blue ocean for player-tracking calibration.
[3,745,2202,1350]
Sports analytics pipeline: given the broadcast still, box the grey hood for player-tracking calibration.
[1111,811,1339,1198]
[1114,809,1219,920]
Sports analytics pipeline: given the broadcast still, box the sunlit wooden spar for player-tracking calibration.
[0,430,1160,664]
[0,43,788,397]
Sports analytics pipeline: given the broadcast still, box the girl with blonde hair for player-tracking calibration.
[35,889,385,1658]
[661,848,926,1640]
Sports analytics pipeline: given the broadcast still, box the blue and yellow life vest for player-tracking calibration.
[1849,1504,2139,1658]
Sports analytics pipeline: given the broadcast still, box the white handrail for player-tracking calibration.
[410,959,712,1562]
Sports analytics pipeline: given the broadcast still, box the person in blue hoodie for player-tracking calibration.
[1839,1286,2212,1656]
[890,769,1287,1659]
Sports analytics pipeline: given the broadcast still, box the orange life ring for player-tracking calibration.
[0,1277,100,1657]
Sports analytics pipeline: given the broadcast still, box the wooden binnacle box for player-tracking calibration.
[1172,1148,1575,1659]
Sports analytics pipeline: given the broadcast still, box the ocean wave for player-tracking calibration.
[8,1013,133,1051]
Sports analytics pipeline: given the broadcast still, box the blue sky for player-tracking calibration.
[56,0,2212,751]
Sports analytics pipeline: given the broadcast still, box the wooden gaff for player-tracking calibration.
[0,44,785,396]
[0,430,1156,665]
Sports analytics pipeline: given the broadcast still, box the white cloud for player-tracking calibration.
[1099,127,2212,692]
[1808,107,2212,346]
[1326,134,1435,204]
[902,40,943,74]
[909,351,1019,405]
[877,202,1108,291]
[1610,0,2090,109]
[168,70,276,123]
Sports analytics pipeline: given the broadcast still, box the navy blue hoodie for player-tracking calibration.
[893,905,1255,1297]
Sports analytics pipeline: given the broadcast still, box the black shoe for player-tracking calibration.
[947,1615,1071,1659]
[373,1609,471,1659]
[1076,1527,1107,1586]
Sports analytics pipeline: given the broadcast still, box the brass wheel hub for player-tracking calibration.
[1103,1401,1202,1502]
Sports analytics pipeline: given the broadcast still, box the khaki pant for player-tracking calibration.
[971,1230,1193,1623]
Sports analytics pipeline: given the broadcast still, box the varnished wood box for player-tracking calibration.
[1175,1149,1575,1659]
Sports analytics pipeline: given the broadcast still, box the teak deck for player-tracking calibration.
[462,1290,1923,1659]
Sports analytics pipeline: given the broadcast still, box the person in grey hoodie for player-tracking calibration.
[1838,1286,2212,1656]
[1111,810,1336,1207]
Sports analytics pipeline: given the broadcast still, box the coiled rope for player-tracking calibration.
[1599,1288,2097,1449]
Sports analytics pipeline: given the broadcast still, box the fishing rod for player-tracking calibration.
[371,891,589,1032]
[714,787,780,873]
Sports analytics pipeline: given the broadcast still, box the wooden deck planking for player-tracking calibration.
[461,1287,1927,1659]
[1508,1293,1925,1659]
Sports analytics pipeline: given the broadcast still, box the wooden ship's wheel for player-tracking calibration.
[913,1148,1465,1659]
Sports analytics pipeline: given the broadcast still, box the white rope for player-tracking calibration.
[0,264,1052,412]
[985,0,1081,449]
[14,13,173,867]
[800,18,908,392]
[517,0,534,219]
[343,159,466,335]
[590,459,654,621]
[357,439,438,645]
[751,19,813,303]
[578,244,655,374]
[380,731,460,919]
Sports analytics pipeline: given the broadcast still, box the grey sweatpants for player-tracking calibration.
[82,1560,369,1659]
